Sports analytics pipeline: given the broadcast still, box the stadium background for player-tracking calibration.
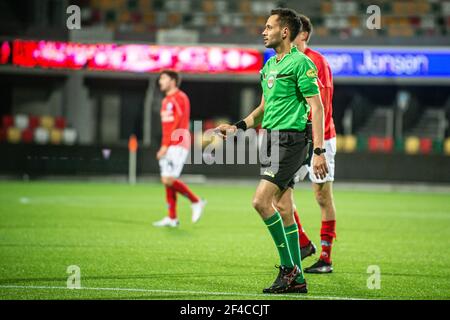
[0,0,449,300]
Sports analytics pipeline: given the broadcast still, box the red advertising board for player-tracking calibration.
[0,41,11,65]
[12,40,263,74]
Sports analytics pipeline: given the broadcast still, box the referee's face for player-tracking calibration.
[262,15,284,49]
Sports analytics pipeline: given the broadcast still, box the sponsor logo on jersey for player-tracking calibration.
[161,109,174,122]
[306,69,317,78]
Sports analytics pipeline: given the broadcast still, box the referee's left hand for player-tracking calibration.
[313,154,329,180]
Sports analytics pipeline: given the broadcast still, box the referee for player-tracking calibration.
[216,8,328,294]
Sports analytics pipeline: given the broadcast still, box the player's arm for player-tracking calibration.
[320,87,331,110]
[297,58,328,179]
[306,94,324,150]
[306,94,328,180]
[243,95,265,128]
[158,101,183,160]
[316,56,333,111]
[215,95,265,138]
[158,122,174,159]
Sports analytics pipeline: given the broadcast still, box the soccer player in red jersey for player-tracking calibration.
[153,70,206,227]
[293,15,337,273]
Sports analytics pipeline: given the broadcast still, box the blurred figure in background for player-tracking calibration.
[294,14,337,274]
[153,70,206,227]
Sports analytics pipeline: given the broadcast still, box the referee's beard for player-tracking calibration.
[264,37,282,49]
[263,28,284,49]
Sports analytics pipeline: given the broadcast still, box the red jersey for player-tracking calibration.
[304,47,336,140]
[160,89,191,150]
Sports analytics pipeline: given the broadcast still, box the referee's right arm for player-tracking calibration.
[243,95,265,129]
[214,95,265,138]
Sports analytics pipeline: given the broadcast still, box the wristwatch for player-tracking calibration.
[313,147,326,156]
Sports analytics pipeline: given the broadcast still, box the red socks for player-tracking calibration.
[294,210,337,264]
[171,179,200,203]
[294,209,311,248]
[165,186,177,219]
[320,220,336,264]
[165,180,199,219]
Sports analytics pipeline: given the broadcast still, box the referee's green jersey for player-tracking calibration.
[261,46,320,131]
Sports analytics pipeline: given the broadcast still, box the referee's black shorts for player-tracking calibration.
[259,129,310,191]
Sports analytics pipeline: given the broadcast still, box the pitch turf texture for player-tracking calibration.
[0,181,449,300]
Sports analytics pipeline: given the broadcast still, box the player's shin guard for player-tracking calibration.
[293,209,311,248]
[320,220,336,264]
[264,212,294,268]
[172,180,200,203]
[284,223,305,283]
[165,186,177,219]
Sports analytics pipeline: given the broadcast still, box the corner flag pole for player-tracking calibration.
[128,135,138,185]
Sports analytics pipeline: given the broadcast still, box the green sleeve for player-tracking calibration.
[295,56,320,97]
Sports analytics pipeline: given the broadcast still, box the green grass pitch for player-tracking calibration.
[0,181,449,300]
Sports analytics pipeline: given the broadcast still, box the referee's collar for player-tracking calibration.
[290,45,299,52]
[275,45,298,63]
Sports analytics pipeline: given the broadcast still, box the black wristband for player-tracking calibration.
[234,120,247,131]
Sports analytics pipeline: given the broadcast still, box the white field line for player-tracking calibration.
[0,285,369,300]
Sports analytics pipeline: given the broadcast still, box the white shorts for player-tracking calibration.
[295,137,336,184]
[159,146,189,178]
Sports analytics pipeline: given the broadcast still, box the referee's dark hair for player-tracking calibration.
[270,8,302,41]
[298,14,313,43]
[160,70,181,87]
